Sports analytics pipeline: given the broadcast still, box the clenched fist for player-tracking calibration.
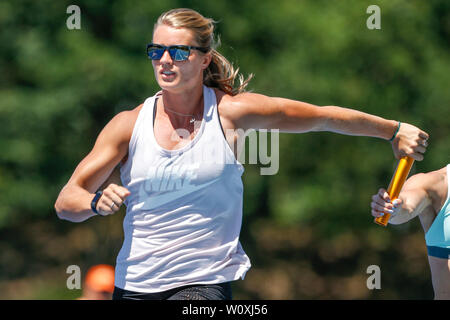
[96,184,131,216]
[370,188,403,219]
[391,122,429,161]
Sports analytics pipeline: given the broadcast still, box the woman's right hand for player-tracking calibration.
[390,122,429,161]
[96,184,131,216]
[370,188,403,219]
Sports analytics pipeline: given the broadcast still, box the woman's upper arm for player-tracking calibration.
[65,109,138,193]
[389,173,433,224]
[224,93,323,132]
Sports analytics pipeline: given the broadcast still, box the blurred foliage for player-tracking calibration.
[0,0,448,299]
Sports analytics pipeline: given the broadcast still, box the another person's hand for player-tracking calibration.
[96,184,130,216]
[370,188,402,219]
[391,122,429,161]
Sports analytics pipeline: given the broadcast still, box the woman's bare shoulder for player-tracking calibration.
[214,89,268,117]
[121,103,143,118]
[405,166,448,210]
[99,103,144,144]
[214,89,249,124]
[420,166,447,190]
[427,166,448,206]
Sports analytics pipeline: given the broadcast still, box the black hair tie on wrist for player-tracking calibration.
[91,191,103,215]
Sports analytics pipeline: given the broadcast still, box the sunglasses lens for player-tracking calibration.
[148,47,164,60]
[171,47,190,61]
[147,45,191,61]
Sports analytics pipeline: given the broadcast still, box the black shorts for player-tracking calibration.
[112,282,232,300]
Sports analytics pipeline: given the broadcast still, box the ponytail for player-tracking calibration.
[204,48,253,96]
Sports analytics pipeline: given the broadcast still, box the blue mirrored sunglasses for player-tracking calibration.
[146,43,209,62]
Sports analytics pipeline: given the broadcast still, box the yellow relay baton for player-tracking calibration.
[374,156,415,227]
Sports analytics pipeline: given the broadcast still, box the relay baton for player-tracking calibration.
[374,156,415,226]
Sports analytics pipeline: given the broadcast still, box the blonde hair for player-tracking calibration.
[154,8,253,96]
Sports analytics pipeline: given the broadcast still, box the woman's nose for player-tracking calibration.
[159,49,173,64]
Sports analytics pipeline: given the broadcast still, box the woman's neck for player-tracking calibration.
[161,83,204,116]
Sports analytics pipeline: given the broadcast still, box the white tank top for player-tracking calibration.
[115,85,251,293]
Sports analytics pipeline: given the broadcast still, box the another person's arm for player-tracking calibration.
[54,109,137,222]
[370,173,434,225]
[222,93,429,161]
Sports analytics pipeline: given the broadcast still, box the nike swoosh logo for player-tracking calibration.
[135,178,221,211]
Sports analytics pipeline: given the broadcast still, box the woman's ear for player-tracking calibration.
[201,52,212,70]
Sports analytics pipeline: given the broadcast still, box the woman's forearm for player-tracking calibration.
[318,106,398,139]
[54,185,97,222]
[265,98,398,138]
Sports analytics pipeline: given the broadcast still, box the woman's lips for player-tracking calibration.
[160,70,176,80]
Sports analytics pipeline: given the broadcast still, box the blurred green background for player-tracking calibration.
[0,0,448,299]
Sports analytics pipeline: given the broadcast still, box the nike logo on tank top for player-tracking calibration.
[115,86,251,292]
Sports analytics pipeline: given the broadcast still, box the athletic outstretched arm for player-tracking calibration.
[223,93,429,161]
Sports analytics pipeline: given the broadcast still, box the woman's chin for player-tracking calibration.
[157,80,199,94]
[157,81,180,92]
